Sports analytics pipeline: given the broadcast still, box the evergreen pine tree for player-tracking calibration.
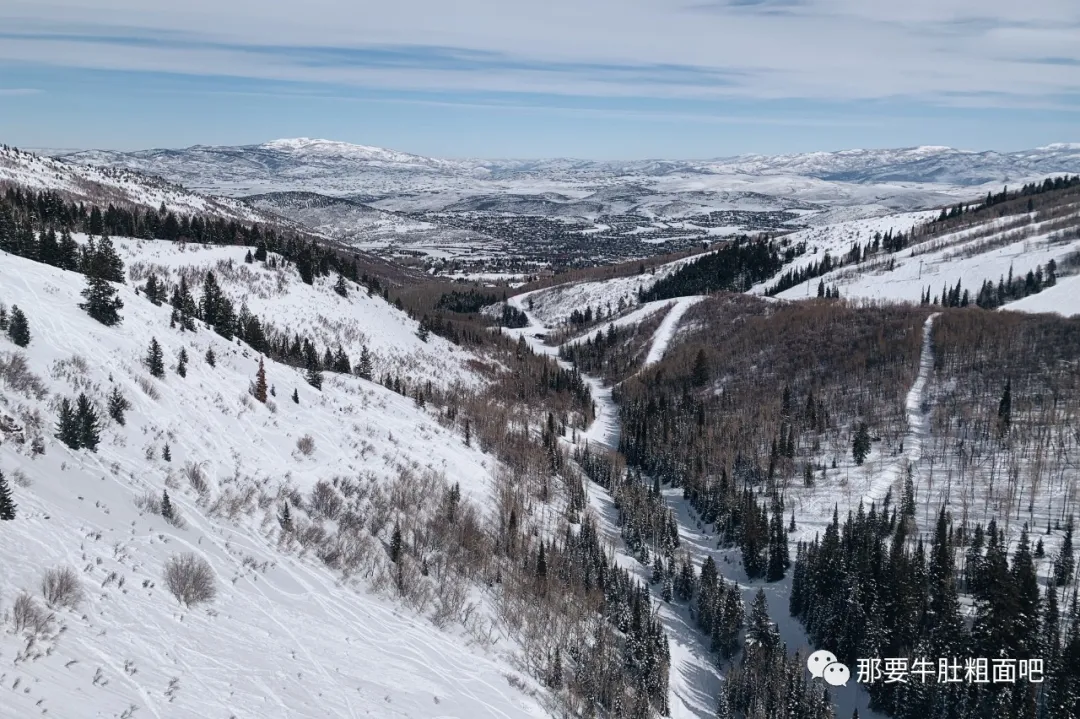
[549,647,562,690]
[306,364,323,390]
[745,588,779,652]
[254,358,268,402]
[0,304,7,331]
[75,393,100,452]
[56,397,81,449]
[58,230,79,270]
[279,501,292,532]
[176,347,188,377]
[357,345,373,380]
[292,388,299,404]
[161,490,174,521]
[1055,515,1075,587]
[998,379,1012,436]
[144,273,163,305]
[691,348,710,387]
[0,469,16,520]
[390,523,403,563]
[6,305,29,346]
[80,269,124,326]
[334,274,348,297]
[852,422,871,465]
[162,442,171,462]
[107,386,129,425]
[170,276,197,331]
[536,541,547,579]
[205,347,216,367]
[147,338,165,378]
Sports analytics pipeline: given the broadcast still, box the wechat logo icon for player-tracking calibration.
[807,650,850,687]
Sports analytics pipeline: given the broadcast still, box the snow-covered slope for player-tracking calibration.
[757,207,1080,313]
[0,147,271,225]
[108,237,484,388]
[0,250,547,719]
[522,255,701,328]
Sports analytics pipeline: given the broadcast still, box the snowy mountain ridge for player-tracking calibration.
[46,139,1080,196]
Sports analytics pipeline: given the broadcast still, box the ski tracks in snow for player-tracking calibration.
[860,311,940,508]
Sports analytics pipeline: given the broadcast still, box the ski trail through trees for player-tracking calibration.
[642,297,705,369]
[508,290,942,718]
[860,311,940,507]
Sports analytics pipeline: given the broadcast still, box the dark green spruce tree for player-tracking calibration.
[0,469,16,520]
[147,338,165,378]
[6,305,29,346]
[75,393,100,452]
[56,397,81,449]
[107,386,129,426]
[79,236,125,325]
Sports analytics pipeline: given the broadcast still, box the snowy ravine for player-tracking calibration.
[506,292,942,719]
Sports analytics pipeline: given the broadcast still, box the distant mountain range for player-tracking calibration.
[47,138,1080,199]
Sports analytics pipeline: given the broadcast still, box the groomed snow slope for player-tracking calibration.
[0,250,547,719]
[110,237,486,389]
[1006,272,1080,317]
[523,254,701,328]
[759,210,1080,310]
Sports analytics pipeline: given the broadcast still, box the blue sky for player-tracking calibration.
[1,0,1078,158]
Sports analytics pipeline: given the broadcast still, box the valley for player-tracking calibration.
[2,139,1080,719]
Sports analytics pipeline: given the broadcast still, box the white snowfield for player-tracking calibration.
[0,147,268,226]
[0,250,549,719]
[758,208,1080,312]
[110,237,486,390]
[522,254,700,329]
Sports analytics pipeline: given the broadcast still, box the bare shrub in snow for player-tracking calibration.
[135,490,162,514]
[12,468,32,488]
[163,553,216,606]
[308,480,342,520]
[0,352,49,399]
[11,592,53,635]
[137,376,160,400]
[208,485,257,520]
[294,519,328,550]
[183,462,209,495]
[296,434,316,456]
[41,566,84,609]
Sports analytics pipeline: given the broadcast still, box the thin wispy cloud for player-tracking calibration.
[0,0,1076,155]
[1,0,1078,105]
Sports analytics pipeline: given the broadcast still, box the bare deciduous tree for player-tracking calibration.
[163,553,217,607]
[41,566,84,609]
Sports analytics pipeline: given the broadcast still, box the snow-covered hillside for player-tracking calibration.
[758,206,1080,315]
[0,147,270,225]
[0,250,548,719]
[106,237,485,389]
[522,255,701,328]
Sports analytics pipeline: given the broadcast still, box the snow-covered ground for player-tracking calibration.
[522,256,700,328]
[0,147,268,225]
[756,210,1080,311]
[0,249,549,719]
[1007,271,1080,317]
[642,297,706,369]
[111,237,486,390]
